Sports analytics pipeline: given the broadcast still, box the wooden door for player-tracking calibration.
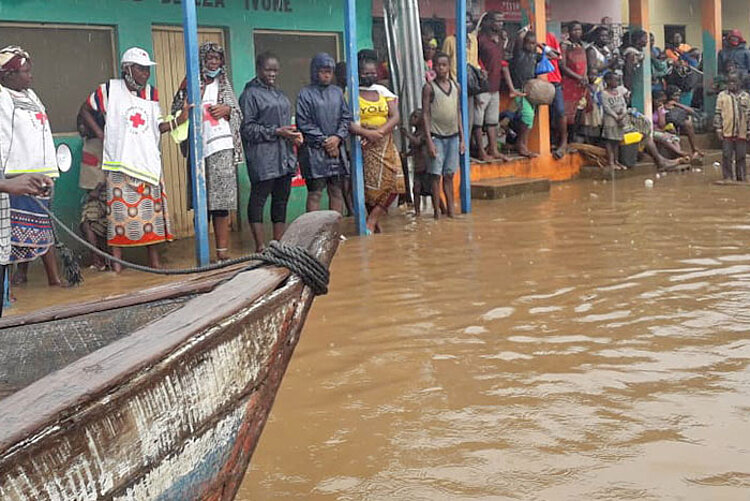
[152,26,225,238]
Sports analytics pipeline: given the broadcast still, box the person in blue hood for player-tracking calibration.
[296,53,352,213]
[719,30,750,80]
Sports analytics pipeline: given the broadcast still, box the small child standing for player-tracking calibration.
[600,72,628,170]
[714,72,750,181]
[404,109,439,216]
[580,69,604,140]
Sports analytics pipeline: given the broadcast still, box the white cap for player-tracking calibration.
[121,47,157,67]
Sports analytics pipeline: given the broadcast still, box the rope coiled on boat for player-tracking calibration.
[26,195,330,295]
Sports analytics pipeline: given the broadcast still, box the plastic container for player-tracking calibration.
[619,142,639,167]
[622,131,643,145]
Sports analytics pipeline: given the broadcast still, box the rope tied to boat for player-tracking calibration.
[26,195,330,295]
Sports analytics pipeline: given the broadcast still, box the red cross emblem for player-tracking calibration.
[35,112,47,125]
[203,105,219,126]
[129,113,146,129]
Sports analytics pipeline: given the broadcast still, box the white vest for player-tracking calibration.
[102,79,162,186]
[201,80,234,158]
[0,86,59,178]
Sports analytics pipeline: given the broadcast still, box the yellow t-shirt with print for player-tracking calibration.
[359,94,392,128]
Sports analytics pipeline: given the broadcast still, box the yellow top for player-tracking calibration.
[359,94,392,128]
[443,33,479,79]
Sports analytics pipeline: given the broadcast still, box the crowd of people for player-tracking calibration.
[1,12,750,314]
[437,13,721,171]
[0,38,437,313]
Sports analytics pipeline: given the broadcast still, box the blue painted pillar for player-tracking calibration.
[345,0,367,235]
[182,1,210,265]
[456,0,471,214]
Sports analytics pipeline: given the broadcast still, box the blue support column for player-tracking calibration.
[182,1,210,265]
[456,0,471,213]
[344,0,367,236]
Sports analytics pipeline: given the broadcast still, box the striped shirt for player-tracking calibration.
[87,81,159,116]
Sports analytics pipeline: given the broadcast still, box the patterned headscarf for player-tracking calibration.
[199,42,225,80]
[170,41,243,165]
[0,46,30,74]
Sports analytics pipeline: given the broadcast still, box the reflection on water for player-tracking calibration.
[236,169,750,499]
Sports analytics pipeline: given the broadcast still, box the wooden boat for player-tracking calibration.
[0,210,341,500]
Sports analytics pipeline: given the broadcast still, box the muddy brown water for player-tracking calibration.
[8,167,750,499]
[238,169,750,500]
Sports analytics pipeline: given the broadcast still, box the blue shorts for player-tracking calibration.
[551,82,564,119]
[428,135,460,176]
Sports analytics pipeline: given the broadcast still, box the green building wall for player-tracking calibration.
[0,0,373,240]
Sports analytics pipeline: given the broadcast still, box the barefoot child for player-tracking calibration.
[664,85,704,159]
[404,109,448,217]
[714,72,750,181]
[652,90,692,163]
[601,72,628,170]
[422,52,466,219]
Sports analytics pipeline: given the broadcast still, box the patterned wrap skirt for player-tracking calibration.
[9,192,54,263]
[106,171,174,247]
[363,133,406,208]
[205,149,238,212]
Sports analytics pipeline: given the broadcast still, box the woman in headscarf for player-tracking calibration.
[0,46,64,287]
[80,47,188,272]
[171,42,242,261]
[349,50,405,233]
[423,38,438,82]
[239,52,302,252]
[296,53,351,214]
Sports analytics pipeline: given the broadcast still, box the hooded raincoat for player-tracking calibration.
[239,78,297,183]
[719,40,750,77]
[296,53,351,180]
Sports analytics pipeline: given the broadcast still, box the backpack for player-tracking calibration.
[467,64,489,96]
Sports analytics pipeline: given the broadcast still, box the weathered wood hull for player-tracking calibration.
[0,211,341,500]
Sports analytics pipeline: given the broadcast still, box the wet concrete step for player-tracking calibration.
[471,177,550,200]
[579,150,722,180]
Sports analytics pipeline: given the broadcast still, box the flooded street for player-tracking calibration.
[7,167,750,499]
[237,168,750,500]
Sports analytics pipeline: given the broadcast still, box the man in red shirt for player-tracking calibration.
[546,31,567,159]
[475,11,510,161]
